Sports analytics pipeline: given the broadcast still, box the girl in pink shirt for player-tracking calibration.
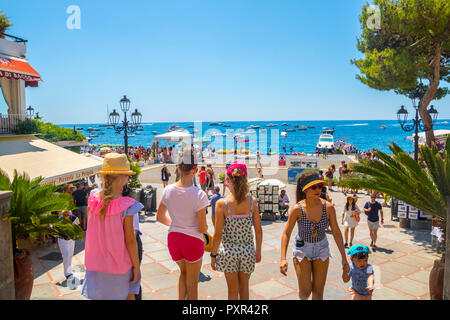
[157,149,209,300]
[81,153,143,300]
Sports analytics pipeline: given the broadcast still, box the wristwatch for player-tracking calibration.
[210,253,218,258]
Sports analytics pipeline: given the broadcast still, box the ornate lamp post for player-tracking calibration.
[109,95,142,156]
[26,106,34,118]
[397,99,438,162]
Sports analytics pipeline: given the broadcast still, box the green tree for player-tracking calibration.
[127,157,142,189]
[0,170,84,252]
[351,0,450,145]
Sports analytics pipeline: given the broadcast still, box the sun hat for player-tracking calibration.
[347,244,370,257]
[299,173,325,191]
[97,153,135,175]
[347,195,358,203]
[226,161,247,177]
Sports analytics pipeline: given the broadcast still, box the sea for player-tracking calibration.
[59,120,450,155]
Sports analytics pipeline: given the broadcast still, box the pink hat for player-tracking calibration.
[226,161,247,177]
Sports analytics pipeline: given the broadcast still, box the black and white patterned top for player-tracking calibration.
[221,196,254,246]
[296,200,328,243]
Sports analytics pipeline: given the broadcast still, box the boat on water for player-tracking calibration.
[187,125,194,128]
[307,125,315,128]
[76,127,83,130]
[128,134,136,137]
[286,129,296,132]
[316,134,334,152]
[380,125,386,129]
[322,127,335,135]
[248,125,260,129]
[89,134,99,137]
[86,127,95,131]
[281,123,290,126]
[211,132,227,137]
[107,126,113,129]
[222,124,231,127]
[266,123,277,127]
[209,122,221,126]
[298,126,308,131]
[152,131,158,134]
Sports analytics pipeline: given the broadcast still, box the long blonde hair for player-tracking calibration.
[99,174,116,219]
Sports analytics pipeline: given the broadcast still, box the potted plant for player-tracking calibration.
[0,170,84,300]
[341,135,450,300]
[0,11,13,37]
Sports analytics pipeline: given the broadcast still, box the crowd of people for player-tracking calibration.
[49,148,389,301]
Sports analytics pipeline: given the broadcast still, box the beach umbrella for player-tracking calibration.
[258,179,286,188]
[248,177,262,186]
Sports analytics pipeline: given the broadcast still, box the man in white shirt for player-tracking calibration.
[278,190,289,220]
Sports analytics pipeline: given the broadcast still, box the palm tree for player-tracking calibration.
[0,169,84,252]
[341,135,449,299]
[341,136,449,219]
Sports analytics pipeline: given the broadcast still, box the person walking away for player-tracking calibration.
[256,150,262,168]
[206,167,215,197]
[338,161,345,192]
[54,210,80,281]
[81,153,143,300]
[210,161,263,300]
[363,194,384,251]
[72,183,88,231]
[209,186,224,227]
[223,162,231,196]
[198,166,207,192]
[280,172,349,300]
[161,165,171,188]
[325,166,334,191]
[342,244,374,300]
[156,149,209,300]
[341,196,360,248]
[278,190,290,221]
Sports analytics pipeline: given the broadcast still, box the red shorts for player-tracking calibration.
[168,232,204,263]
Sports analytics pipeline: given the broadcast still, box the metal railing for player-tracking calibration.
[0,33,27,44]
[0,113,27,134]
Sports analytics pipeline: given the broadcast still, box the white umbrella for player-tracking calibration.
[258,179,286,188]
[248,178,262,186]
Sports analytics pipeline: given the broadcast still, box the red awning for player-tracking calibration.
[0,56,41,81]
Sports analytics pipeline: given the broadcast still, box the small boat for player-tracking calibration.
[286,129,296,132]
[322,127,335,135]
[89,134,98,137]
[86,127,95,131]
[307,125,315,128]
[187,125,194,128]
[136,132,142,135]
[152,131,158,134]
[248,125,260,129]
[128,134,136,137]
[298,126,308,131]
[316,134,334,151]
[222,124,231,127]
[281,123,290,126]
[266,123,277,127]
[107,126,113,129]
[380,125,386,129]
[76,127,83,130]
[294,125,299,128]
[209,122,221,126]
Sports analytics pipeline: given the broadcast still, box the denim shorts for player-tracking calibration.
[292,236,332,262]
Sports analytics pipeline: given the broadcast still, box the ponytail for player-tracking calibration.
[99,174,115,219]
[227,168,249,203]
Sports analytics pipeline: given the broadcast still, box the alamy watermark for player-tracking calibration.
[66,5,81,30]
[366,5,381,31]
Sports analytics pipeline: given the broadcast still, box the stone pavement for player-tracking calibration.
[29,183,440,300]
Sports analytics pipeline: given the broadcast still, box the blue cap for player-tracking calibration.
[347,244,370,257]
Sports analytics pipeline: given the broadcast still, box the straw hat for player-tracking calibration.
[97,153,135,175]
[346,195,358,203]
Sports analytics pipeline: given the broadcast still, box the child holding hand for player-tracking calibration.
[342,244,374,300]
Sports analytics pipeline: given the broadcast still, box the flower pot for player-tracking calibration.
[13,249,34,300]
[429,259,444,300]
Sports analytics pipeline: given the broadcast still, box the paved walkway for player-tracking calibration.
[30,184,439,300]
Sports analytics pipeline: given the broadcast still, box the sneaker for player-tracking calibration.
[372,244,377,252]
[370,241,374,247]
[66,274,73,280]
[344,243,348,248]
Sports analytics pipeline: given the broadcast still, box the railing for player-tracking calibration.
[0,113,27,134]
[0,33,27,44]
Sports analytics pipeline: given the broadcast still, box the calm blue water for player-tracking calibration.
[59,120,450,154]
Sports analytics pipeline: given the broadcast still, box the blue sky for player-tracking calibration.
[1,0,448,124]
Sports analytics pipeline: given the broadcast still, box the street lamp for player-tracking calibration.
[26,106,34,118]
[397,99,438,162]
[109,95,142,156]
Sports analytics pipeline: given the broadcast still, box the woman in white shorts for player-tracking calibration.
[341,196,361,248]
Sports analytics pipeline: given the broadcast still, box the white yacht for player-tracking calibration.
[316,134,335,151]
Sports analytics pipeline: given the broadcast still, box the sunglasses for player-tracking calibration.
[309,183,324,190]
